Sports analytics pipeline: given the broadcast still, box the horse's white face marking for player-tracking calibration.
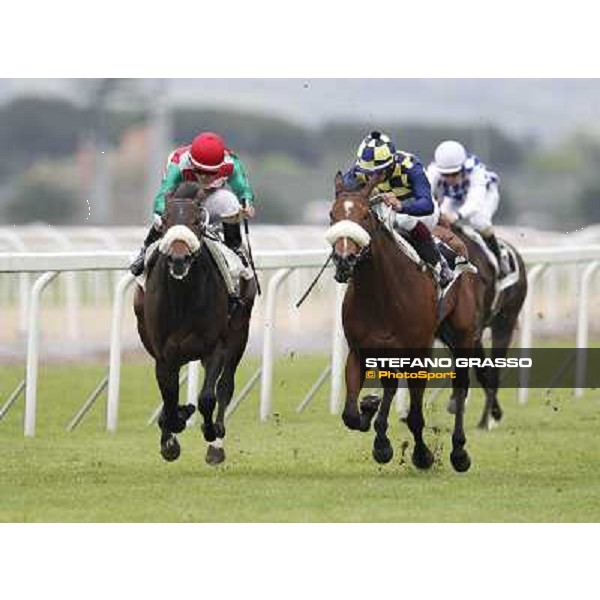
[343,237,349,256]
[343,200,354,217]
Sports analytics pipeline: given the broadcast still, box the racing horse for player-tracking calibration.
[133,181,256,465]
[327,172,479,472]
[440,216,527,429]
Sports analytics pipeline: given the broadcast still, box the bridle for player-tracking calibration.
[160,201,215,280]
[327,192,383,282]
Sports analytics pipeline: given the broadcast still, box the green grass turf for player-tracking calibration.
[1,353,600,522]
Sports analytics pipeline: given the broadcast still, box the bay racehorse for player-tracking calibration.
[440,216,527,429]
[133,181,256,465]
[327,172,479,472]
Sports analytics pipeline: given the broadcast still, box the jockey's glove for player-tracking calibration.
[152,213,163,229]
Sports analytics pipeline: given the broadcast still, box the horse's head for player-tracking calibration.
[325,171,383,283]
[159,182,209,280]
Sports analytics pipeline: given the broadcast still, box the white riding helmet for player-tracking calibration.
[434,140,467,174]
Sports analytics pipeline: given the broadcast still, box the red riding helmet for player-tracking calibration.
[190,132,227,172]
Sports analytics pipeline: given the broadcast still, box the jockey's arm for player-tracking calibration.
[456,169,487,221]
[341,168,364,191]
[400,160,435,216]
[152,163,183,215]
[227,153,255,208]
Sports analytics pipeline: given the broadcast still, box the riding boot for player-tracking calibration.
[130,219,163,276]
[483,232,509,277]
[222,221,249,264]
[409,222,453,288]
[222,221,247,312]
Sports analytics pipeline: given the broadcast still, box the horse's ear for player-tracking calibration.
[335,171,345,194]
[362,170,385,198]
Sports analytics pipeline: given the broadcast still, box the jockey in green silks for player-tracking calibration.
[130,131,255,276]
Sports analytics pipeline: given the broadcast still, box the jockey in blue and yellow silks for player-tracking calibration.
[343,131,453,287]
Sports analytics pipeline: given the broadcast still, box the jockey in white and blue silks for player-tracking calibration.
[426,140,509,277]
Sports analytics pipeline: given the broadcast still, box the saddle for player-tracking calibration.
[372,203,477,299]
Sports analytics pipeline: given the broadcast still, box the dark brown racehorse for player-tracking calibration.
[440,217,527,429]
[133,182,256,464]
[328,173,479,472]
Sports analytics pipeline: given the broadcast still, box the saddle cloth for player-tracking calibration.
[136,238,253,295]
[457,224,520,294]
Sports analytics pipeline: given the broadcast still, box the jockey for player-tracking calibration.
[129,131,255,276]
[343,131,453,287]
[427,140,509,277]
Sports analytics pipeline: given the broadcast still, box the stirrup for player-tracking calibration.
[437,263,453,288]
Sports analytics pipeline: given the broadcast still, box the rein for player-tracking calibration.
[297,193,386,306]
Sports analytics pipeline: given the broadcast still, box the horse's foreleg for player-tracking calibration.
[406,381,434,470]
[372,383,396,464]
[486,311,519,424]
[341,349,376,432]
[155,360,191,462]
[198,349,225,449]
[447,335,473,473]
[472,339,498,430]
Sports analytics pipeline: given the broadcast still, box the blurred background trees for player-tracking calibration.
[0,84,599,229]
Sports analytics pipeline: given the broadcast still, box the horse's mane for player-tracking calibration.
[173,181,202,200]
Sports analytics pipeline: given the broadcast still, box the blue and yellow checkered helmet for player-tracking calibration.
[355,131,396,173]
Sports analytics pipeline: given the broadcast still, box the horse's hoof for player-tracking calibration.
[181,403,196,420]
[477,416,499,431]
[206,444,225,465]
[450,450,471,473]
[447,397,457,415]
[373,438,394,464]
[160,436,181,462]
[201,423,217,443]
[412,445,434,470]
[491,405,503,422]
[342,411,361,431]
[360,394,381,417]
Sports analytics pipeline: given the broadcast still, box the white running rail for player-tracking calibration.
[1,244,599,436]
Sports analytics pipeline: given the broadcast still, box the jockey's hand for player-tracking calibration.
[241,204,255,219]
[382,193,402,211]
[446,211,459,224]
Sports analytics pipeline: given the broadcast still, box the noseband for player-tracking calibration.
[326,207,378,282]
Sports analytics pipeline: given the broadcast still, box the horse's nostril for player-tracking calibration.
[170,255,189,278]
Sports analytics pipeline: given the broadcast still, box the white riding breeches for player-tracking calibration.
[203,188,241,224]
[375,201,440,233]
